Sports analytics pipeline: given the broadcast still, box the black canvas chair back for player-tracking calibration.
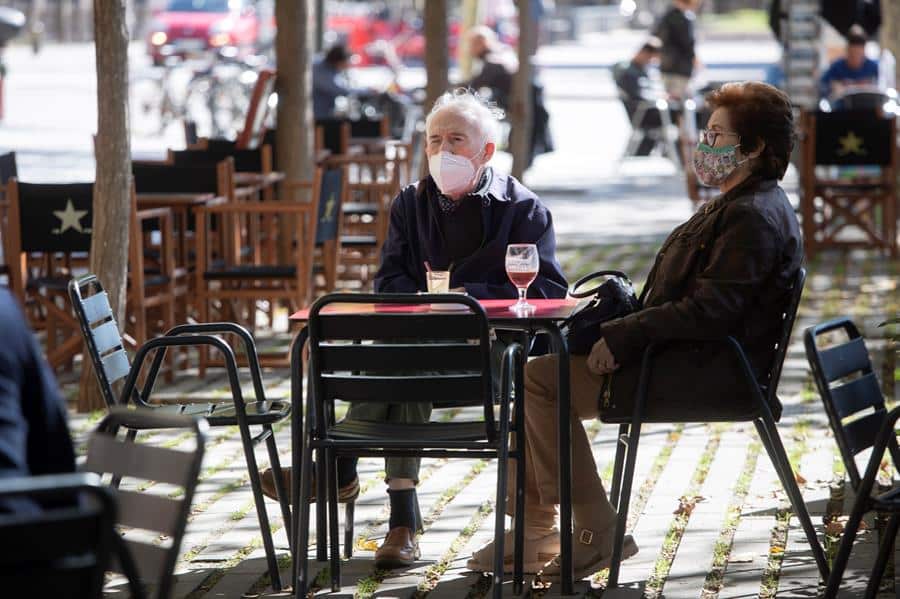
[85,409,206,599]
[294,293,526,598]
[804,317,898,488]
[605,267,831,588]
[0,472,115,599]
[132,162,220,194]
[831,91,888,112]
[814,109,893,166]
[804,318,900,599]
[316,118,347,154]
[171,147,264,172]
[315,168,343,245]
[349,116,385,139]
[15,181,93,253]
[0,150,17,184]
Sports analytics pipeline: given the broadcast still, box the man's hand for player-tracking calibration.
[587,338,619,375]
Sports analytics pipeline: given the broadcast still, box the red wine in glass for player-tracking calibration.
[507,271,538,288]
[505,243,539,313]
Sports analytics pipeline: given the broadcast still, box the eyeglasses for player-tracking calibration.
[699,129,740,147]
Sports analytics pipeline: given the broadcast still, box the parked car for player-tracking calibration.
[147,0,261,66]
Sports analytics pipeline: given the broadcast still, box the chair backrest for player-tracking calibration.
[236,68,276,150]
[6,179,93,253]
[831,91,887,112]
[132,161,225,195]
[349,115,389,139]
[85,409,206,599]
[763,266,807,409]
[315,167,345,245]
[0,472,116,599]
[813,109,895,166]
[0,151,17,185]
[68,274,132,408]
[170,144,270,173]
[307,293,496,437]
[804,317,895,490]
[316,118,350,155]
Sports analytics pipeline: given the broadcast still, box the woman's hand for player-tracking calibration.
[587,338,619,375]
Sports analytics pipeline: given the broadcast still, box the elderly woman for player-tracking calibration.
[263,88,567,570]
[468,81,802,579]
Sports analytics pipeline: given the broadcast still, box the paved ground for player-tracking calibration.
[3,27,899,599]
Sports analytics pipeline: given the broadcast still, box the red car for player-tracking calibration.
[147,0,261,65]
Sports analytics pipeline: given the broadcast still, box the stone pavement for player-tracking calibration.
[2,32,898,599]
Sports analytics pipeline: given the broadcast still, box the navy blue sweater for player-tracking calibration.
[374,168,568,299]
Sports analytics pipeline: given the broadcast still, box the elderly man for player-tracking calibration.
[262,89,567,569]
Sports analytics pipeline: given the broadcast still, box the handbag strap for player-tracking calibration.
[569,270,633,298]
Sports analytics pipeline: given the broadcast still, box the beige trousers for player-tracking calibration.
[507,353,618,530]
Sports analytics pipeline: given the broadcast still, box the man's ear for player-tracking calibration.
[482,141,496,163]
[745,139,765,160]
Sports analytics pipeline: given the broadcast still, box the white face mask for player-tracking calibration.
[428,143,486,197]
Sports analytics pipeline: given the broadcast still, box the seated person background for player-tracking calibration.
[613,37,665,156]
[819,24,879,101]
[263,89,568,570]
[469,81,803,579]
[0,288,75,514]
[312,44,368,120]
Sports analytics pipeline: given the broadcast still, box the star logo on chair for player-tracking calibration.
[836,131,867,157]
[53,199,88,234]
[322,193,336,222]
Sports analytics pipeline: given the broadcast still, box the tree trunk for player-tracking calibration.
[881,1,900,89]
[275,0,314,264]
[510,0,533,181]
[459,0,481,81]
[422,0,448,178]
[79,0,131,412]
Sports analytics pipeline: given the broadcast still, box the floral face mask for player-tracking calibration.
[692,142,748,187]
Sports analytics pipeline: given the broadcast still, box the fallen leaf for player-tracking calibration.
[356,538,379,551]
[769,546,785,555]
[795,472,807,485]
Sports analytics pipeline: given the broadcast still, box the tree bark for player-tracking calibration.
[79,0,131,412]
[880,1,900,89]
[275,0,314,264]
[422,0,448,178]
[510,0,533,181]
[459,0,481,80]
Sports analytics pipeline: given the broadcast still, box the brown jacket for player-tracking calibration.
[600,177,803,380]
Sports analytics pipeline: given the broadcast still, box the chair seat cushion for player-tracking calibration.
[329,419,490,443]
[27,276,70,292]
[152,400,291,426]
[204,265,297,280]
[342,202,379,215]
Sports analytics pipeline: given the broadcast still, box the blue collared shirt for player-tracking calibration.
[374,167,568,299]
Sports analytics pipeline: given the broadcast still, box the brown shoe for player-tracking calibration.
[374,526,420,570]
[259,467,360,504]
[539,528,639,582]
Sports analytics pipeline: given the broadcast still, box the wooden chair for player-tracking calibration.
[0,150,17,277]
[68,277,291,590]
[800,109,897,257]
[84,409,206,599]
[235,68,276,151]
[193,168,332,360]
[0,472,116,599]
[4,179,178,370]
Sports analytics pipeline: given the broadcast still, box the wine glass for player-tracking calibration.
[505,243,539,313]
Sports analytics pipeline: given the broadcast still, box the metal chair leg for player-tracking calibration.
[609,423,629,511]
[513,432,526,592]
[264,426,292,551]
[823,490,868,599]
[328,449,341,592]
[493,423,511,599]
[865,513,899,599]
[240,423,282,591]
[758,416,829,581]
[316,448,328,560]
[607,419,641,588]
[296,441,315,598]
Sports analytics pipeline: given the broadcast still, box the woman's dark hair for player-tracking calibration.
[705,81,795,180]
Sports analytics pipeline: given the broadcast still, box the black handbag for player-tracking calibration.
[560,270,642,355]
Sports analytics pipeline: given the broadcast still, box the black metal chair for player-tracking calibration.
[292,293,527,598]
[603,267,832,587]
[0,472,116,599]
[85,409,206,599]
[67,274,292,591]
[804,317,899,599]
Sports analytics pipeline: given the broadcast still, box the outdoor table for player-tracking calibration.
[286,297,580,596]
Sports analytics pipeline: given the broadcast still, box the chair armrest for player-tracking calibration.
[135,207,173,221]
[498,341,525,439]
[0,472,104,497]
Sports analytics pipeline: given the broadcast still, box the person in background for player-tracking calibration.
[261,89,567,571]
[613,37,664,156]
[654,0,700,100]
[463,25,517,111]
[0,288,75,514]
[312,43,366,120]
[819,24,879,101]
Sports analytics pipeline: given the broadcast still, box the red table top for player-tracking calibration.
[289,297,578,322]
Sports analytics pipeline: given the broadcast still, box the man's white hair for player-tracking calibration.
[424,88,505,150]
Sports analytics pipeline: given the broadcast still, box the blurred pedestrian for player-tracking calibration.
[463,25,517,111]
[312,43,367,120]
[613,37,664,156]
[819,24,879,101]
[653,0,700,100]
[0,288,75,515]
